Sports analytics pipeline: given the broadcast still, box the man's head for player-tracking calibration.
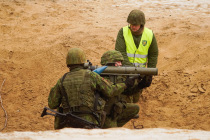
[66,48,86,67]
[127,10,145,33]
[101,50,124,66]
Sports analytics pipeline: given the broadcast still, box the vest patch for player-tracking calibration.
[142,40,147,46]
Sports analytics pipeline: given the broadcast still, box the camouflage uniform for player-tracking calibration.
[48,48,126,129]
[101,50,142,103]
[100,50,140,128]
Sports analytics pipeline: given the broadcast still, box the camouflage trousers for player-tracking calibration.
[103,103,139,128]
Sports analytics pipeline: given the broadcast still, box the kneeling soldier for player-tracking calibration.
[100,50,140,128]
[48,48,128,129]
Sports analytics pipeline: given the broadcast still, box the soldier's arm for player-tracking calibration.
[103,76,127,97]
[123,79,142,103]
[147,34,158,68]
[90,71,126,98]
[48,79,62,109]
[123,78,139,94]
[115,28,133,66]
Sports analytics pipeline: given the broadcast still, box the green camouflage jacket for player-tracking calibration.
[48,67,126,110]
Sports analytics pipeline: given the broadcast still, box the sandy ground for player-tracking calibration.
[0,0,210,136]
[1,128,210,140]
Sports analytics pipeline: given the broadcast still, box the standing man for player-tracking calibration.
[115,9,158,89]
[48,48,128,129]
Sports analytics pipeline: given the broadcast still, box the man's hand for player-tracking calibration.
[138,76,153,89]
[124,76,136,87]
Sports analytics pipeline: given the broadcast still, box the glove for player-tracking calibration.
[124,76,135,87]
[138,76,153,89]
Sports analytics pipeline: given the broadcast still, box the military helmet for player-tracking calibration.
[127,9,145,25]
[66,48,86,66]
[101,50,124,65]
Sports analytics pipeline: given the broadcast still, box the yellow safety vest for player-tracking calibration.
[123,26,153,67]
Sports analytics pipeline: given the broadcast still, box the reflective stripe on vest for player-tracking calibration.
[123,26,153,67]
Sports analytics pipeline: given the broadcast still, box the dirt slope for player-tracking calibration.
[0,0,209,132]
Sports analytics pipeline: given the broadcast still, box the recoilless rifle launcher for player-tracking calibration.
[84,61,158,83]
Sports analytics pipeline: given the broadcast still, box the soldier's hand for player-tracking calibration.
[138,76,153,89]
[124,76,135,87]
